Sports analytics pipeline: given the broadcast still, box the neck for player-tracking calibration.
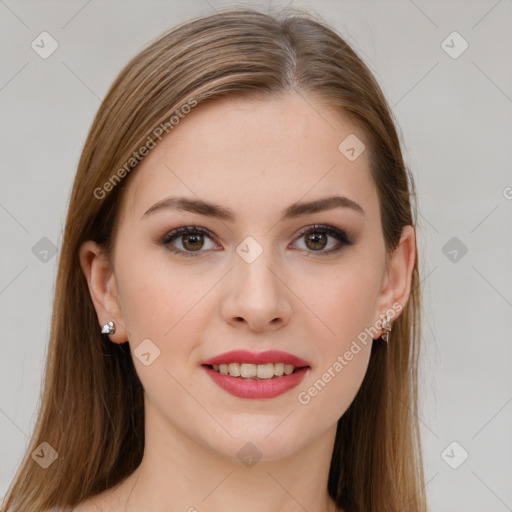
[110,400,341,512]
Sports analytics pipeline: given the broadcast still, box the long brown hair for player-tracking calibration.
[2,7,426,512]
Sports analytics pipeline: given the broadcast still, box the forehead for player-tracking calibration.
[118,92,379,226]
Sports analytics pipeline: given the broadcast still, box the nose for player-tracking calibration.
[221,246,293,333]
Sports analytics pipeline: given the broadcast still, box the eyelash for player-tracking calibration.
[160,224,353,258]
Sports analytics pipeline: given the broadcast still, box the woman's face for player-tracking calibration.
[90,92,407,460]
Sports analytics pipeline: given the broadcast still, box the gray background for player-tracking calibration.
[1,0,511,510]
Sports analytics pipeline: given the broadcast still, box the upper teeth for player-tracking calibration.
[212,363,296,379]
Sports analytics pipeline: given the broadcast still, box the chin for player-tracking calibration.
[198,417,317,463]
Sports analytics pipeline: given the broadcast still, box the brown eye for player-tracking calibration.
[304,232,328,251]
[181,233,204,251]
[161,226,218,257]
[293,225,353,255]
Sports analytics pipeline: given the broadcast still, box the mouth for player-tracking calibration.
[204,362,306,380]
[201,350,311,399]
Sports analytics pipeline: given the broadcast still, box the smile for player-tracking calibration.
[208,362,298,380]
[201,349,311,399]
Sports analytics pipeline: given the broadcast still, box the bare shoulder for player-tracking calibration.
[67,490,117,512]
[70,470,138,512]
[43,503,103,512]
[70,479,134,512]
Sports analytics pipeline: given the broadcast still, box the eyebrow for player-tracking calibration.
[141,194,365,221]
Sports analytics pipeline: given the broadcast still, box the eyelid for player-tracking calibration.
[160,223,353,257]
[160,225,221,257]
[161,225,217,244]
[293,224,353,245]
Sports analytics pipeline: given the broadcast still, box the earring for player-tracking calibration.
[101,321,116,335]
[381,315,392,343]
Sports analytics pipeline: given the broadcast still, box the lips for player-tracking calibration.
[202,350,311,399]
[202,350,310,367]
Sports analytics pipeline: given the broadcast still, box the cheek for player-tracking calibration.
[308,255,383,346]
[296,342,372,431]
[113,234,202,329]
[117,262,208,345]
[294,255,382,420]
[296,281,376,428]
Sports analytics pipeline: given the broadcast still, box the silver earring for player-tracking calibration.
[101,321,116,335]
[381,315,392,343]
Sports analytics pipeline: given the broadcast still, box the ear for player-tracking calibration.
[373,225,416,337]
[79,240,128,344]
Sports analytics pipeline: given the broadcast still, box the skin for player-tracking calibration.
[78,91,416,512]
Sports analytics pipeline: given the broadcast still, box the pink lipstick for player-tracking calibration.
[202,350,310,399]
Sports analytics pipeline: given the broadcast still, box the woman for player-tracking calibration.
[2,7,426,512]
